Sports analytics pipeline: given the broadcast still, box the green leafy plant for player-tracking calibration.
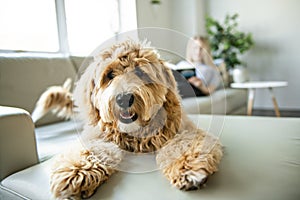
[206,13,254,70]
[151,0,161,5]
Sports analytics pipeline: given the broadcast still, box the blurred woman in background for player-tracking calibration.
[176,36,222,96]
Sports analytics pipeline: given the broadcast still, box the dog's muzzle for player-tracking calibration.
[116,93,138,124]
[116,93,134,108]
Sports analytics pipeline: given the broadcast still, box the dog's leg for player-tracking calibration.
[31,78,73,123]
[156,129,223,190]
[50,140,122,199]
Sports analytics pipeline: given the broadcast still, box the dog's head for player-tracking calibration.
[74,40,182,152]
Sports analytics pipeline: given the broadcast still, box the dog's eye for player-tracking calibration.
[134,67,144,77]
[135,67,153,83]
[107,70,115,80]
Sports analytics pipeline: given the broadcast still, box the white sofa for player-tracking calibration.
[0,56,79,127]
[168,61,247,116]
[181,88,247,115]
[0,56,247,161]
[1,106,299,200]
[0,56,247,122]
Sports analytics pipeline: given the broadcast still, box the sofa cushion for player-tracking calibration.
[0,57,77,126]
[182,88,247,114]
[0,158,54,200]
[0,106,38,180]
[35,119,83,161]
[1,115,299,200]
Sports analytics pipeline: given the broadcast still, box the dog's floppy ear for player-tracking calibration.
[161,61,179,93]
[160,61,182,132]
[73,66,100,126]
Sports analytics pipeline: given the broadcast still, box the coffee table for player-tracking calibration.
[230,81,288,117]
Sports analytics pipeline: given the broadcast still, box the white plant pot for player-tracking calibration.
[232,67,249,83]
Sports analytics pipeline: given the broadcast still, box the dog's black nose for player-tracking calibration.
[116,93,134,108]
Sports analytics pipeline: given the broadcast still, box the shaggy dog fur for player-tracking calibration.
[49,40,223,199]
[31,78,73,123]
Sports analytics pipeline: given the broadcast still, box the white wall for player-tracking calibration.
[136,0,206,36]
[135,0,179,58]
[136,0,300,110]
[136,0,172,28]
[135,0,207,61]
[170,0,206,36]
[206,0,300,110]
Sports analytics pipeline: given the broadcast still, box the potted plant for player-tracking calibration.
[205,13,254,82]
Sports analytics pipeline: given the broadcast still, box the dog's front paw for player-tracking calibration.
[51,165,106,199]
[50,150,113,199]
[168,168,208,191]
[157,130,223,191]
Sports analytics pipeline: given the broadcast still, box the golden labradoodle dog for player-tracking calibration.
[49,40,223,199]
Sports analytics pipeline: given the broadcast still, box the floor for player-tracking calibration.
[252,109,300,118]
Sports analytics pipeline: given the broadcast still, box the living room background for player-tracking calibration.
[136,0,300,111]
[0,0,299,111]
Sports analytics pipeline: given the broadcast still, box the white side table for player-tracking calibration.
[231,81,288,117]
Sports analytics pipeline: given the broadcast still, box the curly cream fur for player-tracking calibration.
[156,130,223,190]
[51,150,112,199]
[31,78,73,123]
[50,39,223,199]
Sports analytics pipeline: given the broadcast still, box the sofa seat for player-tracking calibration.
[35,120,83,162]
[182,88,247,115]
[0,56,78,126]
[1,115,299,200]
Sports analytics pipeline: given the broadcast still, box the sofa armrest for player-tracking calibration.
[0,106,39,180]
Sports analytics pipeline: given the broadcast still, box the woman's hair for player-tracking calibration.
[186,36,215,68]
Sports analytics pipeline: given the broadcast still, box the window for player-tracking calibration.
[0,0,137,56]
[65,0,137,55]
[0,0,59,52]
